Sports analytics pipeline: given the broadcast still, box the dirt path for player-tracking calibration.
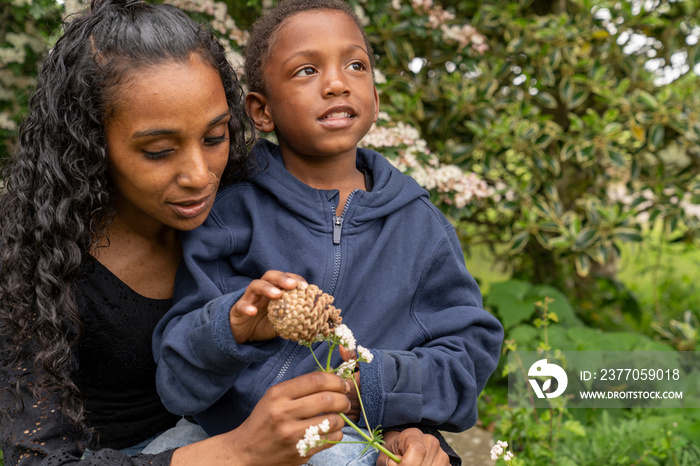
[441,427,496,465]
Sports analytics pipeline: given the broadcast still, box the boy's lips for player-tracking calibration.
[318,105,357,128]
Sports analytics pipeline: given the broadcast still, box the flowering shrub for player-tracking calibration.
[3,0,699,292]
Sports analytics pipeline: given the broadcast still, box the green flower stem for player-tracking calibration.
[339,413,401,463]
[307,343,325,371]
[352,375,372,432]
[326,341,336,371]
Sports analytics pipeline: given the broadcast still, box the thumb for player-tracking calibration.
[339,344,358,362]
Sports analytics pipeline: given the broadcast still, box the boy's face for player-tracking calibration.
[253,9,379,161]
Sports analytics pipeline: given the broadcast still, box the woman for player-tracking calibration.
[0,1,453,465]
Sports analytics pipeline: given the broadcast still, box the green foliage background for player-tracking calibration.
[1,0,700,463]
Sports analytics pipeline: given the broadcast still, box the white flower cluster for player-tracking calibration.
[334,324,356,351]
[165,0,248,45]
[0,112,17,131]
[441,24,489,54]
[165,0,246,71]
[407,0,488,54]
[357,345,373,363]
[361,121,424,149]
[296,418,330,457]
[680,192,700,220]
[362,118,498,209]
[336,359,357,378]
[606,182,700,223]
[490,440,514,462]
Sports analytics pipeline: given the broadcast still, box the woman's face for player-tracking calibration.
[104,55,230,233]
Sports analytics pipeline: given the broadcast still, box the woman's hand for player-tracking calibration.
[377,429,450,466]
[229,270,307,343]
[232,371,352,464]
[172,372,352,465]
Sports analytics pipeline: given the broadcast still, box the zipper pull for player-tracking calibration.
[333,216,343,245]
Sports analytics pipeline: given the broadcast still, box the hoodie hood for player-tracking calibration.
[249,139,429,226]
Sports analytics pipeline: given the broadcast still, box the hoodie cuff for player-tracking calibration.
[211,291,283,363]
[360,349,423,428]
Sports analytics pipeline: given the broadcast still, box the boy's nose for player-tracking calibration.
[324,71,350,96]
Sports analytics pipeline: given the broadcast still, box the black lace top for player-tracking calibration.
[0,259,178,465]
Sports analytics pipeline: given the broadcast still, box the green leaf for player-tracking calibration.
[528,285,582,327]
[637,90,658,109]
[607,148,625,166]
[485,279,536,329]
[574,227,599,250]
[575,253,591,277]
[559,77,574,105]
[614,228,643,242]
[648,124,665,149]
[563,420,587,437]
[560,142,576,161]
[568,90,589,110]
[535,91,558,109]
[508,231,531,254]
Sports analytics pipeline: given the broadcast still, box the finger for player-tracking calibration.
[271,372,351,403]
[260,270,308,290]
[339,344,358,362]
[234,280,284,315]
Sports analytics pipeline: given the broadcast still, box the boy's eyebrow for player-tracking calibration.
[132,111,230,139]
[281,44,370,69]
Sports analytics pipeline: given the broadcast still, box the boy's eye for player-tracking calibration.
[295,67,317,77]
[347,62,366,72]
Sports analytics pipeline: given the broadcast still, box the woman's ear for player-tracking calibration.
[245,92,275,133]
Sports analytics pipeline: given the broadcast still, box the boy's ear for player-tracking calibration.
[245,92,275,133]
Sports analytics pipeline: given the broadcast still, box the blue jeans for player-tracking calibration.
[303,426,379,466]
[139,417,209,455]
[121,419,378,464]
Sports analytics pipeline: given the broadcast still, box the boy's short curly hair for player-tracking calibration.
[244,0,374,94]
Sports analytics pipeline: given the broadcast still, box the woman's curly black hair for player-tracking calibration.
[243,0,375,95]
[0,0,252,437]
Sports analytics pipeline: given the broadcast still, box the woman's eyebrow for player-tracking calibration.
[132,112,230,139]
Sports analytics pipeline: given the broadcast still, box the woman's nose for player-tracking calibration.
[177,150,211,189]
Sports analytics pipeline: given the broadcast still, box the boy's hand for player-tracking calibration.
[229,271,307,343]
[378,429,450,466]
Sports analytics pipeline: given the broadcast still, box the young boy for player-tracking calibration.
[154,0,503,464]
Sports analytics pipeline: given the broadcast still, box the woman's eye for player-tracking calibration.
[204,134,229,146]
[295,67,317,77]
[144,149,172,160]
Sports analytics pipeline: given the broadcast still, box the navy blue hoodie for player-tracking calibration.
[153,140,503,435]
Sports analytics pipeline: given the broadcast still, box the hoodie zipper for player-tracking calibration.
[329,190,357,292]
[273,190,357,383]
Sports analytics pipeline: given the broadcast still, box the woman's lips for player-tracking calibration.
[169,196,210,218]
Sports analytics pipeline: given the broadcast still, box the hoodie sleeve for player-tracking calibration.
[359,224,503,431]
[152,213,283,416]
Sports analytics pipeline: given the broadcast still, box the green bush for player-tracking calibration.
[3,0,699,295]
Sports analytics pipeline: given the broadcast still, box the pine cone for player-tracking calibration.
[267,284,342,341]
